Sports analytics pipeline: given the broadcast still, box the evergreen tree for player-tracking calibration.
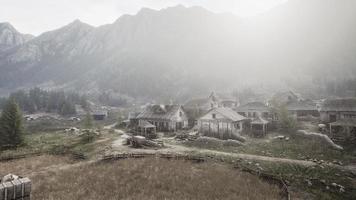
[277,105,297,133]
[83,112,93,129]
[60,101,76,116]
[0,99,24,149]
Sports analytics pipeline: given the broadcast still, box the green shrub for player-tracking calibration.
[80,130,97,144]
[49,144,70,155]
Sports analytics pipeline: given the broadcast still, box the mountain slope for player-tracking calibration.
[0,22,33,53]
[0,0,355,99]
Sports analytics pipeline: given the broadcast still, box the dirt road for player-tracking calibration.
[110,135,356,173]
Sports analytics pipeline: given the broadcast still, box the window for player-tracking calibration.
[212,114,216,119]
[344,114,356,119]
[234,123,240,129]
[179,112,183,117]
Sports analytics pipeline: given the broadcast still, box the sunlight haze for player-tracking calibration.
[0,0,287,35]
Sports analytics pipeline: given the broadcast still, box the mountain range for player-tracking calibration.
[0,0,356,101]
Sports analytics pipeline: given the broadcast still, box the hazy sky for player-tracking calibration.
[0,0,287,35]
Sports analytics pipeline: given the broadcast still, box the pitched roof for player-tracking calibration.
[136,105,183,120]
[271,91,300,103]
[207,107,246,122]
[185,92,221,108]
[251,116,269,125]
[236,102,270,112]
[320,98,356,112]
[138,120,156,128]
[286,100,317,111]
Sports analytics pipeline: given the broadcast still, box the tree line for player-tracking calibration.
[0,88,88,116]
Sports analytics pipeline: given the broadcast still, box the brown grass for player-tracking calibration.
[0,155,73,177]
[1,156,283,200]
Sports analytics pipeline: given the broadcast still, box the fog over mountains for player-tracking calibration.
[0,0,355,101]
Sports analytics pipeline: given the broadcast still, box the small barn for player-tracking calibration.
[135,105,188,132]
[197,107,247,139]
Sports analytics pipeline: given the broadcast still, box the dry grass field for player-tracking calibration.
[0,155,74,176]
[0,156,283,200]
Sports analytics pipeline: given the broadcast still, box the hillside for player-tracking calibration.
[0,0,355,100]
[0,22,33,53]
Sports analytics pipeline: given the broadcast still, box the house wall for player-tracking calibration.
[198,110,244,139]
[238,111,270,120]
[138,107,188,132]
[321,111,356,123]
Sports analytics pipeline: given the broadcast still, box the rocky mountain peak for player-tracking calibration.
[0,22,33,48]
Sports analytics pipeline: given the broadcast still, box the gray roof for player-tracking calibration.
[209,107,246,122]
[286,100,317,111]
[236,102,270,112]
[92,110,108,116]
[320,98,356,112]
[271,91,300,103]
[138,120,156,128]
[251,116,269,125]
[136,105,183,121]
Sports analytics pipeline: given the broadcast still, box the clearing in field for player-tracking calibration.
[0,155,283,200]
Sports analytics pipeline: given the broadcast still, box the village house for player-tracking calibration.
[320,98,356,141]
[286,100,319,118]
[320,98,356,122]
[197,107,247,139]
[184,92,220,126]
[235,101,272,136]
[184,92,220,112]
[235,102,271,119]
[134,104,188,132]
[220,98,238,109]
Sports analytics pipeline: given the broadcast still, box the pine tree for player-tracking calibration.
[0,99,24,149]
[83,112,93,129]
[60,101,76,116]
